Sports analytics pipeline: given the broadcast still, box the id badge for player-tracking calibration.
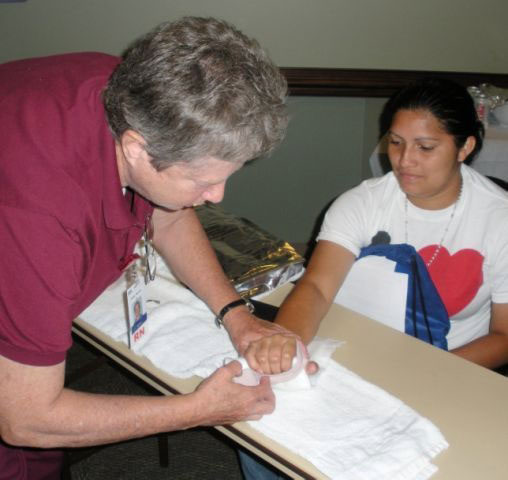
[126,277,148,351]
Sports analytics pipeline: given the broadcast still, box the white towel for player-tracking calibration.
[80,273,236,378]
[79,273,447,479]
[249,352,448,480]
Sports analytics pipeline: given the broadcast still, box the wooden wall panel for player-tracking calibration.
[282,68,508,97]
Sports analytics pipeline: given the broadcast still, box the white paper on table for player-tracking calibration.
[334,255,408,332]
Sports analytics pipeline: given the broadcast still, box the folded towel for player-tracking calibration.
[249,349,448,480]
[80,273,236,378]
[79,273,447,479]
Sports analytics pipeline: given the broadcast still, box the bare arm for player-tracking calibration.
[275,241,356,343]
[0,353,274,449]
[151,206,294,355]
[151,207,240,318]
[244,240,356,373]
[451,302,508,369]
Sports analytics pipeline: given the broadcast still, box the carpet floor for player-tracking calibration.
[63,336,246,480]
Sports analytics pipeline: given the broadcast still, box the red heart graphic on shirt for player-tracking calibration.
[418,246,484,317]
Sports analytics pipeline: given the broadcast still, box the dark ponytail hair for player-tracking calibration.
[379,78,484,164]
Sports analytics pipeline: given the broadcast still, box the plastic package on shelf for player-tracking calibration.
[467,83,508,127]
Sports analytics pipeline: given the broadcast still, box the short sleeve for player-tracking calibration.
[0,206,84,365]
[489,219,508,305]
[317,183,373,257]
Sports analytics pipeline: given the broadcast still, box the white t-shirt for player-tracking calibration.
[317,164,508,349]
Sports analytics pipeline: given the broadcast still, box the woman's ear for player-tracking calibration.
[458,136,476,163]
[119,130,149,167]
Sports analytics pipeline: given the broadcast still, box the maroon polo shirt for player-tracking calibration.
[0,52,153,366]
[0,52,154,479]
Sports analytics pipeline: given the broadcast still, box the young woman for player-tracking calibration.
[245,78,508,378]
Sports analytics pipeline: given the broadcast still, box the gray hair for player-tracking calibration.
[103,16,288,170]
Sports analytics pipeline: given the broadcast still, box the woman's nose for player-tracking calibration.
[397,145,414,167]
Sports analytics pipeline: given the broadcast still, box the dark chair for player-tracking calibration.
[487,175,508,191]
[486,176,508,376]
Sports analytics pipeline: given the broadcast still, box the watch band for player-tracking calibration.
[215,298,255,328]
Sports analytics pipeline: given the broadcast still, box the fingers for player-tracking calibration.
[194,365,276,426]
[254,376,276,413]
[265,337,295,374]
[244,335,297,375]
[305,360,319,375]
[225,380,275,421]
[222,359,243,377]
[229,315,297,358]
[279,340,297,373]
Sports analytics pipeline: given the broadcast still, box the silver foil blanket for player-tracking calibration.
[195,204,304,298]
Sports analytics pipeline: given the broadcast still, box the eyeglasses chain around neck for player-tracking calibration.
[404,180,463,268]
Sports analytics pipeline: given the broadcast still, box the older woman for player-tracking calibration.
[245,78,508,376]
[0,17,289,479]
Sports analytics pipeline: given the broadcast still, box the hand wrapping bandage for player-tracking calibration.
[233,341,311,391]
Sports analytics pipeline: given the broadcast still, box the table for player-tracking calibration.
[370,126,508,181]
[74,283,508,479]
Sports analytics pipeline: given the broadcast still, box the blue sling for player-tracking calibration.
[358,243,450,350]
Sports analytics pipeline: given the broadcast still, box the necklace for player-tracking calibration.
[404,181,463,268]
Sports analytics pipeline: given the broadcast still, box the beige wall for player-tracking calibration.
[222,96,367,243]
[1,0,506,243]
[1,0,507,71]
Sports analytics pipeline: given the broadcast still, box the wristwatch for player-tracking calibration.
[215,298,255,328]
